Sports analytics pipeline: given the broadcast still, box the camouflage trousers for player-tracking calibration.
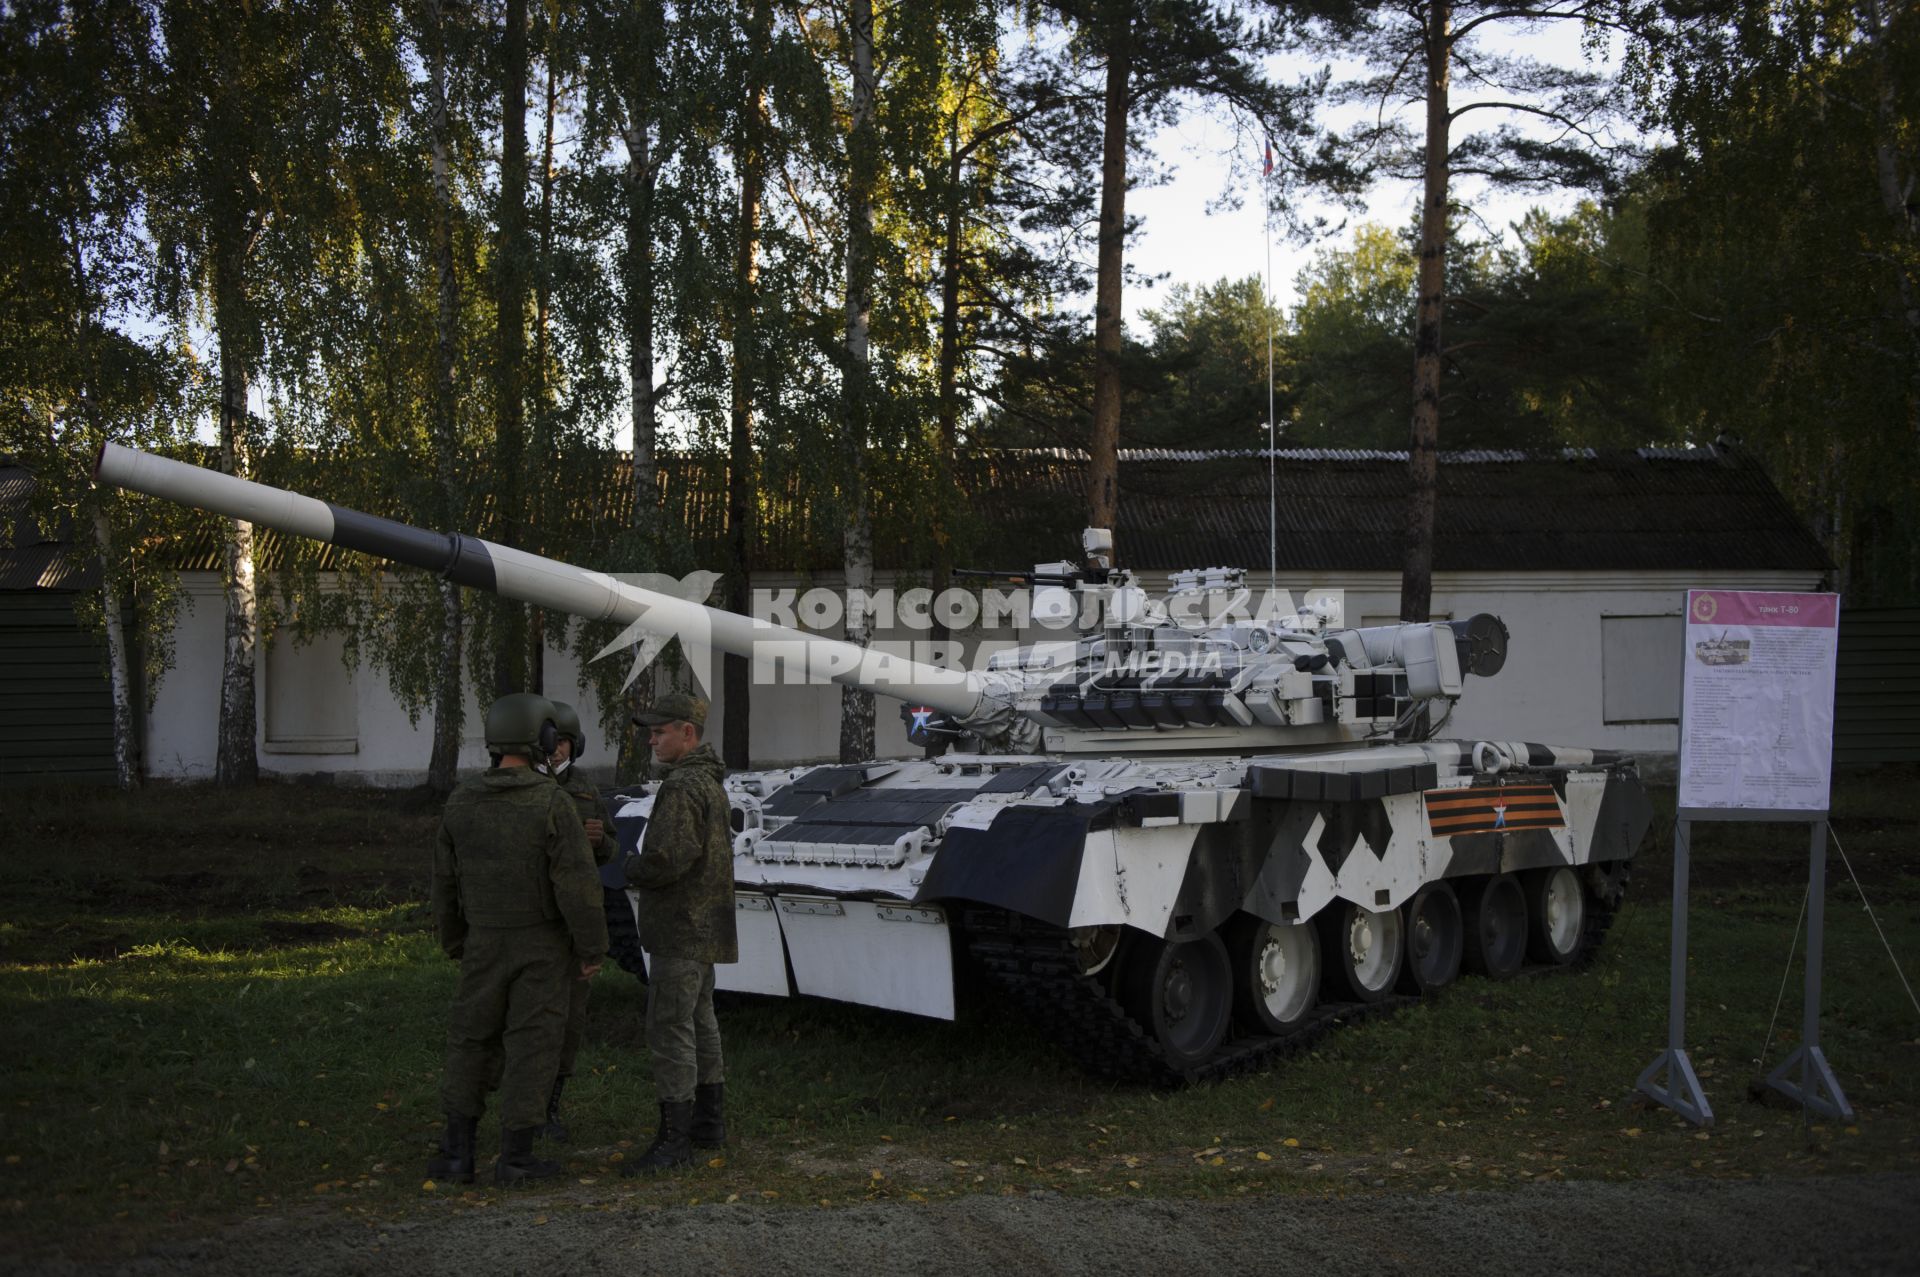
[441,923,570,1131]
[558,972,591,1079]
[645,954,724,1104]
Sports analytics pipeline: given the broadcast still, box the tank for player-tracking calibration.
[1693,631,1751,667]
[95,443,1653,1082]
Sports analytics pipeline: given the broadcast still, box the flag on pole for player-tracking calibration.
[1262,141,1273,177]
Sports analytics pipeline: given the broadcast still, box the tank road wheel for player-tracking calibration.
[1397,882,1463,996]
[1120,932,1234,1071]
[1319,902,1405,1004]
[1227,915,1320,1034]
[1524,866,1586,966]
[1462,874,1528,980]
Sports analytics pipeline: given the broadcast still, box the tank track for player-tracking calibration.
[604,885,648,979]
[964,865,1627,1087]
[966,915,1415,1087]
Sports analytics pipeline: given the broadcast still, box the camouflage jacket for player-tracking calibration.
[623,743,738,963]
[557,768,612,866]
[432,767,609,964]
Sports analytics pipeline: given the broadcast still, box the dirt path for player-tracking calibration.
[14,1173,1918,1276]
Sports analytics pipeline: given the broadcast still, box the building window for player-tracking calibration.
[1602,615,1682,725]
[264,629,358,753]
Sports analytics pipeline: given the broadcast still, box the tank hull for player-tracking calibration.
[605,738,1651,1081]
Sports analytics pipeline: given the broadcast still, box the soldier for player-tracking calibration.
[538,699,611,1142]
[426,693,609,1186]
[619,691,737,1176]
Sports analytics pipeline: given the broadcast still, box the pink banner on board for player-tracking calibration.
[1688,590,1838,629]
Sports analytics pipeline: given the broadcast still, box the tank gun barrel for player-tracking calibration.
[92,443,989,719]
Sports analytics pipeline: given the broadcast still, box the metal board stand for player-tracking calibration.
[1764,815,1854,1121]
[1638,807,1852,1126]
[1637,813,1713,1125]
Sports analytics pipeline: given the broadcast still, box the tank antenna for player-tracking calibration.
[1262,138,1277,599]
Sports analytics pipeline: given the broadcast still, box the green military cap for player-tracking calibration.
[633,690,708,728]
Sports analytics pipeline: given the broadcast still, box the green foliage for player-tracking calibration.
[0,0,202,710]
[993,201,1668,459]
[1623,0,1920,602]
[1130,277,1285,451]
[1287,224,1416,449]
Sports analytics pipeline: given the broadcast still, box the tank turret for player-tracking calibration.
[95,443,1651,1083]
[907,539,1514,756]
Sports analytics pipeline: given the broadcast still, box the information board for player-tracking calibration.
[1677,590,1840,811]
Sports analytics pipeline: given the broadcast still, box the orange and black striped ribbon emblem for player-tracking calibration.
[1424,785,1563,837]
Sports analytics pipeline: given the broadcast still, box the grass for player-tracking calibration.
[1,771,1917,1260]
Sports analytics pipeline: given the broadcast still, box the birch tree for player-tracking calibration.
[837,0,879,763]
[425,0,470,792]
[139,0,375,784]
[0,0,196,788]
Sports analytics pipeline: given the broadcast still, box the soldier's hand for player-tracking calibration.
[579,961,603,981]
[583,818,605,844]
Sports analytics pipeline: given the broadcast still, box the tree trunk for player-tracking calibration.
[1401,0,1450,626]
[64,233,141,789]
[839,0,877,764]
[1822,441,1849,598]
[724,0,771,771]
[427,0,465,795]
[212,241,259,787]
[927,117,964,759]
[492,0,530,697]
[1087,11,1130,544]
[1863,0,1920,439]
[92,504,141,790]
[619,44,662,781]
[527,48,558,696]
[625,113,659,550]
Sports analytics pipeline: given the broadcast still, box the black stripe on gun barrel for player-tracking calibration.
[326,507,498,591]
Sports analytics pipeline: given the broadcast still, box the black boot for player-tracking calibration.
[540,1076,570,1143]
[690,1082,726,1149]
[425,1112,478,1185]
[495,1125,563,1185]
[620,1100,694,1176]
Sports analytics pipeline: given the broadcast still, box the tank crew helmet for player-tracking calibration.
[549,699,585,772]
[484,692,561,765]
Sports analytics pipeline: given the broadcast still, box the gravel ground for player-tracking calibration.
[13,1173,1919,1277]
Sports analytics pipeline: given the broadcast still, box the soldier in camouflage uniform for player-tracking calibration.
[537,699,610,1142]
[619,691,738,1176]
[426,693,609,1186]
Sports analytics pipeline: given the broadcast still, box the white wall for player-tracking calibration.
[151,573,516,783]
[142,564,1823,783]
[1346,569,1823,763]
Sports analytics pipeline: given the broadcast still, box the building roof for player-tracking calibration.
[0,464,99,591]
[2,442,1830,589]
[960,445,1832,575]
